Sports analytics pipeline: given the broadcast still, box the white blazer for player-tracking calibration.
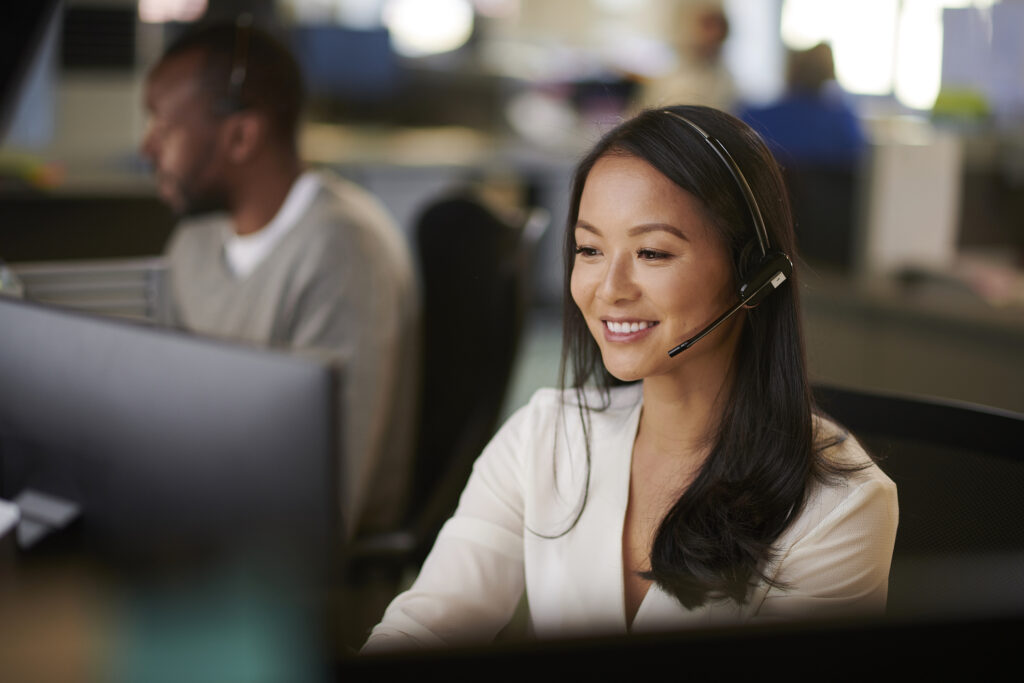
[364,383,898,651]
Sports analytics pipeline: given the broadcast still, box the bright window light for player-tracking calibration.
[895,0,945,110]
[383,0,475,57]
[895,0,997,110]
[138,0,208,23]
[780,0,842,49]
[782,0,898,95]
[781,0,998,109]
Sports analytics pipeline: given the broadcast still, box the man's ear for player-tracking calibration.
[223,110,267,164]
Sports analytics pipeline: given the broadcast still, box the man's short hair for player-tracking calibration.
[159,19,305,144]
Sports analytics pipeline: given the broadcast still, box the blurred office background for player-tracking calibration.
[2,0,1023,413]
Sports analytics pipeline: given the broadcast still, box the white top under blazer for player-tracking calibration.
[364,383,899,651]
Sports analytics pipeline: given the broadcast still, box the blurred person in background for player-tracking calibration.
[739,42,867,167]
[633,2,737,113]
[739,42,868,269]
[140,18,420,539]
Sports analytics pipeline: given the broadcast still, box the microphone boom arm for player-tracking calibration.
[667,274,781,357]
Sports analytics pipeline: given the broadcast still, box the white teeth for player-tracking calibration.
[606,320,651,333]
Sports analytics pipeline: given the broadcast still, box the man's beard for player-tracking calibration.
[178,184,231,218]
[157,145,231,218]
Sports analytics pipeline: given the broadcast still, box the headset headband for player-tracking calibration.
[662,110,770,257]
[224,13,253,112]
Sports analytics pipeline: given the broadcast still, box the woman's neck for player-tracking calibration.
[622,360,735,628]
[638,359,735,462]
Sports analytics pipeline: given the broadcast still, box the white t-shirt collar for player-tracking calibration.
[223,170,321,279]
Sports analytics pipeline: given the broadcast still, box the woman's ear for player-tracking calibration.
[223,110,267,164]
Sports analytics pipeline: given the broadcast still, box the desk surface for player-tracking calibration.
[802,263,1024,342]
[800,263,1024,413]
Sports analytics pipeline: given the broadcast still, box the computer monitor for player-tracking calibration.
[0,296,340,570]
[1,1,60,144]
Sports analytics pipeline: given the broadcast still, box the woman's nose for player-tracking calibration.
[596,253,639,303]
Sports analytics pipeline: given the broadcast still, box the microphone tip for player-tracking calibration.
[667,342,689,357]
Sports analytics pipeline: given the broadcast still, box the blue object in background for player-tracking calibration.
[290,25,401,101]
[740,87,867,167]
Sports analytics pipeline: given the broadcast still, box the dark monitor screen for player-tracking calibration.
[290,25,400,101]
[0,1,60,142]
[0,296,339,567]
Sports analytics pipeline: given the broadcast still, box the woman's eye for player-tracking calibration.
[637,248,669,260]
[574,246,600,257]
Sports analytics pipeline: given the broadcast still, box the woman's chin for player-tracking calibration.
[602,363,645,384]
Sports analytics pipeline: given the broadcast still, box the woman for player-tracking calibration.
[363,106,898,651]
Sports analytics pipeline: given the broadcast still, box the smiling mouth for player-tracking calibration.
[603,320,658,334]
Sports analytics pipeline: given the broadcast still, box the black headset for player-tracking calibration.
[218,13,253,115]
[662,110,793,357]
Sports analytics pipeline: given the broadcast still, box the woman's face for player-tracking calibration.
[570,153,741,383]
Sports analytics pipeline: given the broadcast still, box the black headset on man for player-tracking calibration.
[217,13,253,115]
[662,110,794,358]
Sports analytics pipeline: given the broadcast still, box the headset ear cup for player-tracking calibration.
[735,240,762,289]
[738,251,793,307]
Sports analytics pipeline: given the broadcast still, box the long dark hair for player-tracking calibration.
[559,105,844,609]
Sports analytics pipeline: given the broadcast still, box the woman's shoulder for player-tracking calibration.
[809,413,898,502]
[774,415,899,553]
[814,415,882,471]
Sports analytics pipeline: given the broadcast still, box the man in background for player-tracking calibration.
[738,42,867,268]
[139,18,420,539]
[633,2,737,113]
[739,42,867,166]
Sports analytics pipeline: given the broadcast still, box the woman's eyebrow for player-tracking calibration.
[576,221,689,241]
[628,223,688,241]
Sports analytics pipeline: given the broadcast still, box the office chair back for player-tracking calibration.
[814,383,1024,620]
[784,163,861,271]
[348,191,547,570]
[411,194,533,550]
